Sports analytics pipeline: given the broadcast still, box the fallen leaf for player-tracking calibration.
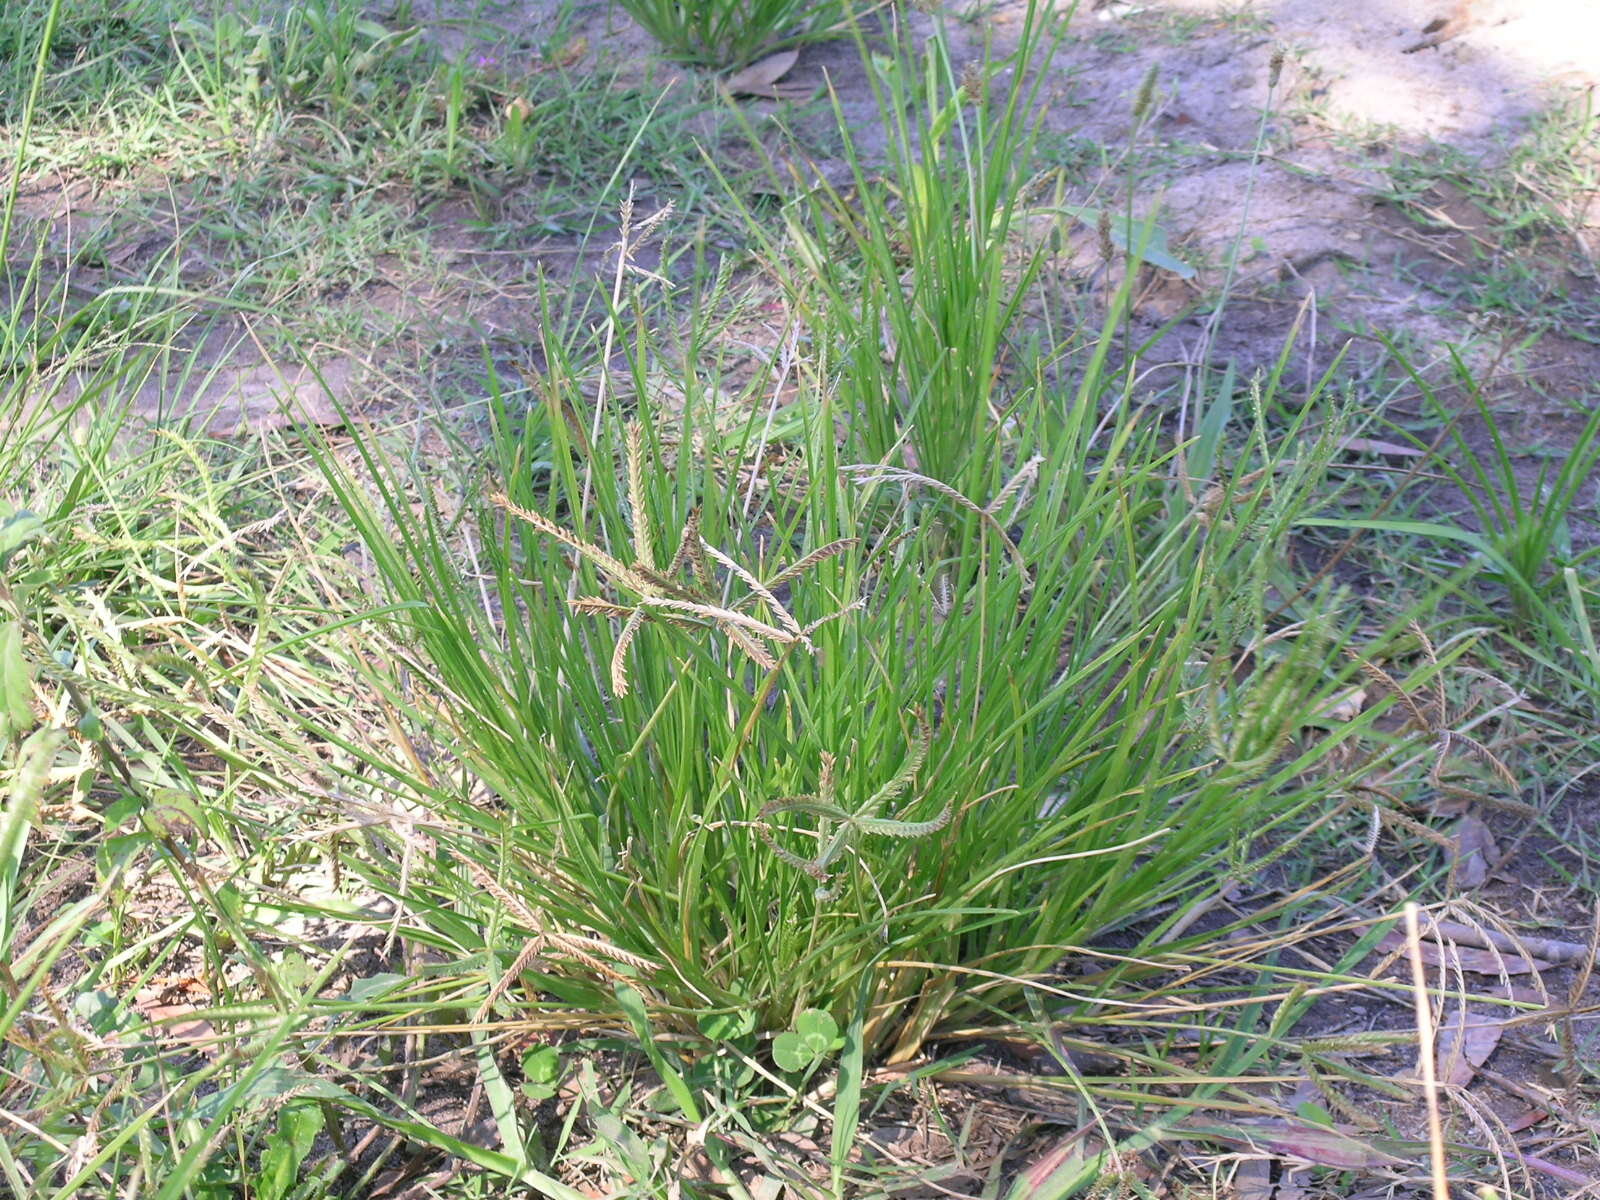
[1228,1158,1267,1196]
[1374,930,1552,975]
[1231,1158,1274,1200]
[1232,1158,1306,1200]
[1315,686,1367,723]
[1432,1012,1502,1086]
[140,1004,218,1049]
[1501,1105,1548,1134]
[1339,436,1425,458]
[725,49,802,98]
[133,981,221,1057]
[1484,981,1546,1005]
[1448,814,1499,888]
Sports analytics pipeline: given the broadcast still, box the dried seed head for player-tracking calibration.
[1085,1170,1136,1200]
[1096,209,1114,262]
[1132,64,1158,122]
[618,181,635,235]
[1268,47,1285,88]
[960,61,985,103]
[610,609,645,697]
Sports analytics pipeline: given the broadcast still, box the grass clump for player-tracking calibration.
[1408,351,1600,630]
[615,0,853,69]
[323,147,1378,1083]
[769,13,1059,495]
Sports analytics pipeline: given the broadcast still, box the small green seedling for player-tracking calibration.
[698,1007,757,1041]
[772,1009,843,1073]
[691,1007,759,1100]
[520,1045,562,1102]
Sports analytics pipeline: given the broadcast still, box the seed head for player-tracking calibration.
[960,61,985,103]
[1268,47,1285,88]
[1132,64,1158,122]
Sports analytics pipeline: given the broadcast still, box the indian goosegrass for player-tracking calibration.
[313,167,1402,1067]
[745,6,1066,499]
[489,420,863,696]
[4,0,1563,1191]
[302,2,1416,1066]
[611,0,855,69]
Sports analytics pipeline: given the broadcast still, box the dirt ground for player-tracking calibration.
[22,0,1600,456]
[411,0,1600,434]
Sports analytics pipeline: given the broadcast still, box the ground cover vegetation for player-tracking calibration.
[1,0,1597,1195]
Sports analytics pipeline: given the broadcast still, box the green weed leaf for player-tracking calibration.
[795,1008,839,1046]
[521,1045,562,1099]
[616,983,701,1121]
[346,973,409,1003]
[256,1103,322,1200]
[1060,204,1197,278]
[698,1008,757,1041]
[519,1045,561,1100]
[0,621,36,742]
[831,980,869,1194]
[0,508,43,571]
[771,1032,812,1072]
[774,1008,840,1072]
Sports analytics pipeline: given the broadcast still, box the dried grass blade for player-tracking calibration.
[984,455,1043,517]
[476,938,546,1022]
[466,860,545,931]
[665,507,702,578]
[492,493,649,593]
[722,622,779,670]
[802,596,867,637]
[570,597,636,619]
